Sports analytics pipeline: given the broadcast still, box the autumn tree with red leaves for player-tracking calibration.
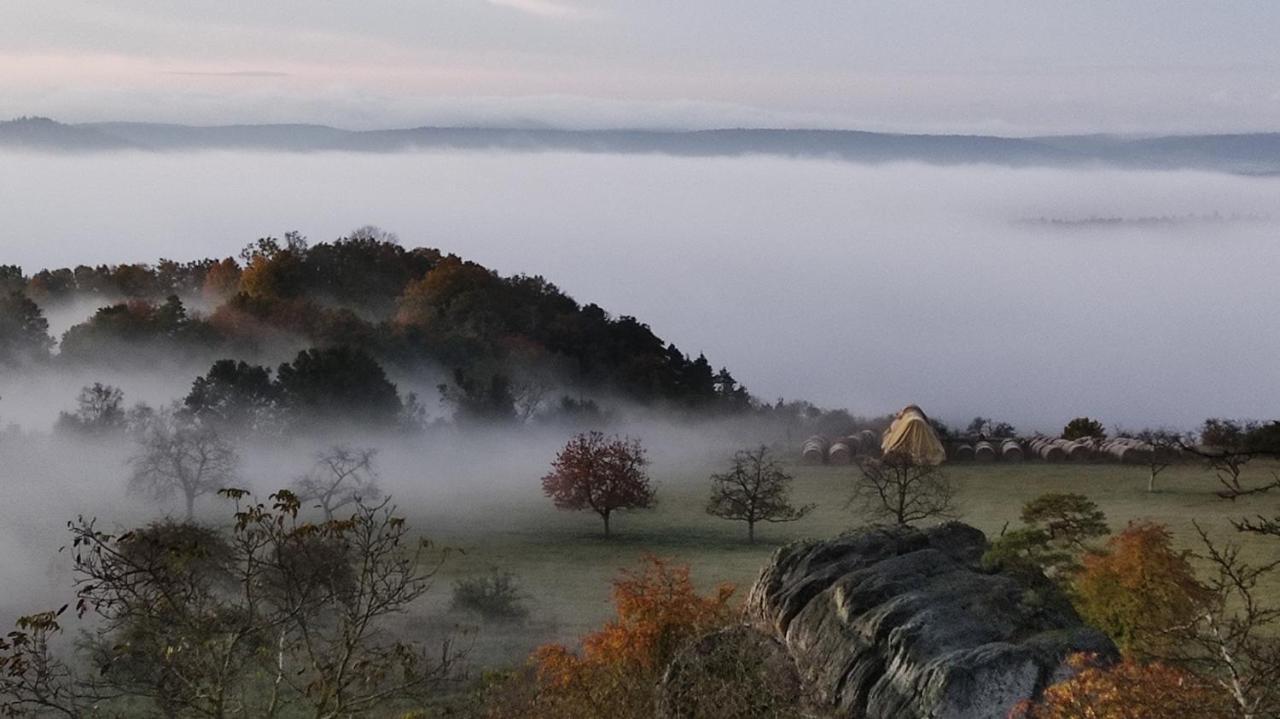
[542,431,655,538]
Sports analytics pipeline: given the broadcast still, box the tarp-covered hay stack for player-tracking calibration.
[880,405,946,465]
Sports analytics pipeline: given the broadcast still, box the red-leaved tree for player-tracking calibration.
[542,431,655,538]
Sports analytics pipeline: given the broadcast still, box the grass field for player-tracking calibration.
[410,458,1280,668]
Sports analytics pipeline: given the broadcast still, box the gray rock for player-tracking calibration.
[744,523,1116,719]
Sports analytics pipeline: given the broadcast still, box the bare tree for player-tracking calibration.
[1135,428,1186,493]
[1235,511,1280,540]
[706,446,814,543]
[293,445,381,520]
[1176,421,1280,500]
[848,455,955,526]
[1163,524,1280,719]
[1183,443,1280,500]
[128,409,239,519]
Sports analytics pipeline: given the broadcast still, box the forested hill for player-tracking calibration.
[6,116,1280,175]
[0,231,752,421]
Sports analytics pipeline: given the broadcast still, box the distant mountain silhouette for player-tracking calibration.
[5,116,1280,174]
[84,121,350,151]
[0,117,137,151]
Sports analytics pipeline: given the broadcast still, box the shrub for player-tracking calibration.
[1012,653,1233,719]
[983,493,1108,580]
[483,556,736,719]
[451,568,530,622]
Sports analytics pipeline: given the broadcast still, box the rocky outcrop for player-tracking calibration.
[742,523,1116,719]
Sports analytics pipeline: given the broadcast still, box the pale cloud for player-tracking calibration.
[161,70,292,78]
[484,0,585,18]
[2,2,1280,133]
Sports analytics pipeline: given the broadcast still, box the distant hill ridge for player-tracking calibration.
[3,116,1280,175]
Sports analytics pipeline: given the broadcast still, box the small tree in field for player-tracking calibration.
[706,446,814,543]
[292,444,381,520]
[1135,428,1185,493]
[1182,422,1280,500]
[848,454,955,526]
[542,431,655,538]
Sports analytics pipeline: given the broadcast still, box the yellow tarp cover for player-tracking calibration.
[881,405,946,465]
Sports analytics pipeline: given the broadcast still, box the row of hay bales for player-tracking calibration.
[806,434,1176,465]
[802,431,881,464]
[953,436,1166,464]
[951,439,1026,462]
[1087,436,1184,464]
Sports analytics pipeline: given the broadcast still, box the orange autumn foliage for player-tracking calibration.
[582,556,735,670]
[1072,521,1207,656]
[510,556,736,719]
[1012,653,1233,719]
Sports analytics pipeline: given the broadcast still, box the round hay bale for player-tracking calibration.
[846,434,864,455]
[1039,443,1067,462]
[802,436,828,464]
[1000,440,1024,462]
[974,441,997,462]
[1064,440,1092,462]
[828,441,852,465]
[859,430,880,455]
[952,444,975,461]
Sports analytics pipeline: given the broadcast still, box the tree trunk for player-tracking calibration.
[603,511,611,538]
[1148,468,1156,493]
[185,492,196,521]
[748,521,756,544]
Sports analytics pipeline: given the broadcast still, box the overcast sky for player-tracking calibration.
[3,1,1280,134]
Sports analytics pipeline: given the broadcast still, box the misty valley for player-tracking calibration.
[0,112,1278,719]
[11,2,1280,715]
[1,195,1278,717]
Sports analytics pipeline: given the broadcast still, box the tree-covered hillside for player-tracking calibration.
[2,229,752,420]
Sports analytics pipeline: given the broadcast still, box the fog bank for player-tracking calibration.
[2,149,1278,431]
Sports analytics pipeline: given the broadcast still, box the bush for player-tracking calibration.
[1012,653,1233,719]
[482,556,737,719]
[451,568,530,622]
[656,626,804,719]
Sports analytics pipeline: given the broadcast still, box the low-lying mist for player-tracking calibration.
[0,407,789,630]
[2,148,1278,431]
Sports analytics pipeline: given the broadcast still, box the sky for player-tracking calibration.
[3,1,1280,134]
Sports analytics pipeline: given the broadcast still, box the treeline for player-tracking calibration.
[54,348,420,441]
[1,228,756,419]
